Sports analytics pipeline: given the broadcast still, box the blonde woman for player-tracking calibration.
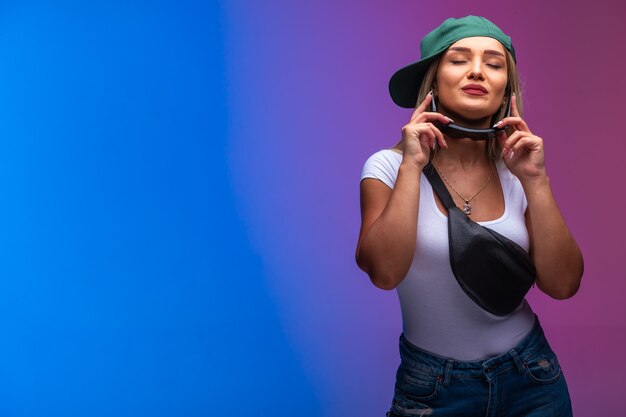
[356,16,583,416]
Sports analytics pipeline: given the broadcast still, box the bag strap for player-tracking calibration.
[423,163,456,211]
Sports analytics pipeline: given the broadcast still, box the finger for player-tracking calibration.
[510,135,542,155]
[429,122,447,149]
[413,125,435,150]
[493,116,530,133]
[421,125,437,150]
[501,131,526,156]
[426,124,440,150]
[410,92,433,122]
[503,132,542,159]
[510,92,520,118]
[415,112,454,126]
[506,137,529,159]
[496,129,508,152]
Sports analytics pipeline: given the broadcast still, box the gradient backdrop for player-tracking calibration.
[0,0,624,416]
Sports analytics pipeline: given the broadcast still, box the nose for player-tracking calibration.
[467,58,484,80]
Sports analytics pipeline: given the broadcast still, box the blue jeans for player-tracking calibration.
[387,316,572,417]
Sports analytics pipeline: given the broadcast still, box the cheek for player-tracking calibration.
[434,68,461,90]
[494,74,508,91]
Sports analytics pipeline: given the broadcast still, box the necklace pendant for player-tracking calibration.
[463,202,471,215]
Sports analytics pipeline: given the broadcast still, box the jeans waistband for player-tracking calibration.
[399,315,548,384]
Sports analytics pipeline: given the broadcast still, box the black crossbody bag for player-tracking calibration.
[423,163,536,316]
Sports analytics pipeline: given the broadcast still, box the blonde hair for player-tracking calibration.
[415,49,523,161]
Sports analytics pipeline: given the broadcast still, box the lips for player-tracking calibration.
[462,84,488,95]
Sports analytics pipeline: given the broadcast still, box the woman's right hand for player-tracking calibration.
[401,92,452,169]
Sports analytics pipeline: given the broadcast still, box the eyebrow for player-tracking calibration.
[448,46,505,57]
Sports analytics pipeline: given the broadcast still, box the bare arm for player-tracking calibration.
[523,177,583,299]
[497,94,583,300]
[355,93,451,289]
[356,163,422,289]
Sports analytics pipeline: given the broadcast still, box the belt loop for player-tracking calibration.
[510,349,525,374]
[442,359,454,387]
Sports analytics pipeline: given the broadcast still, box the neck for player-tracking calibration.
[434,138,491,169]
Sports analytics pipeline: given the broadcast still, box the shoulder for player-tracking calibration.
[360,149,403,189]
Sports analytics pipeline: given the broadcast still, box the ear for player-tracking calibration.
[503,90,513,117]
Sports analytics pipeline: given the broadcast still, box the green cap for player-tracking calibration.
[389,16,516,108]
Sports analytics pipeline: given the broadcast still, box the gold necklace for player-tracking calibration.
[431,161,494,215]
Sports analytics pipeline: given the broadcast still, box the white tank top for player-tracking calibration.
[361,149,535,360]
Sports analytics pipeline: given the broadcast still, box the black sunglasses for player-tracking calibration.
[430,92,511,141]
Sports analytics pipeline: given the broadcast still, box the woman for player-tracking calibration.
[355,16,583,416]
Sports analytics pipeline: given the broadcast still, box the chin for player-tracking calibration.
[460,103,500,120]
[448,109,495,128]
[438,97,499,123]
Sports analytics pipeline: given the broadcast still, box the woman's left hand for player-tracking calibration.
[494,94,547,182]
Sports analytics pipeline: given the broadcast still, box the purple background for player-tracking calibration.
[225,0,626,415]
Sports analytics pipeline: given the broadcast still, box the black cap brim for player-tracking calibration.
[388,54,440,108]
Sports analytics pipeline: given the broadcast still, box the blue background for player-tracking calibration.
[1,1,625,416]
[0,1,316,415]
